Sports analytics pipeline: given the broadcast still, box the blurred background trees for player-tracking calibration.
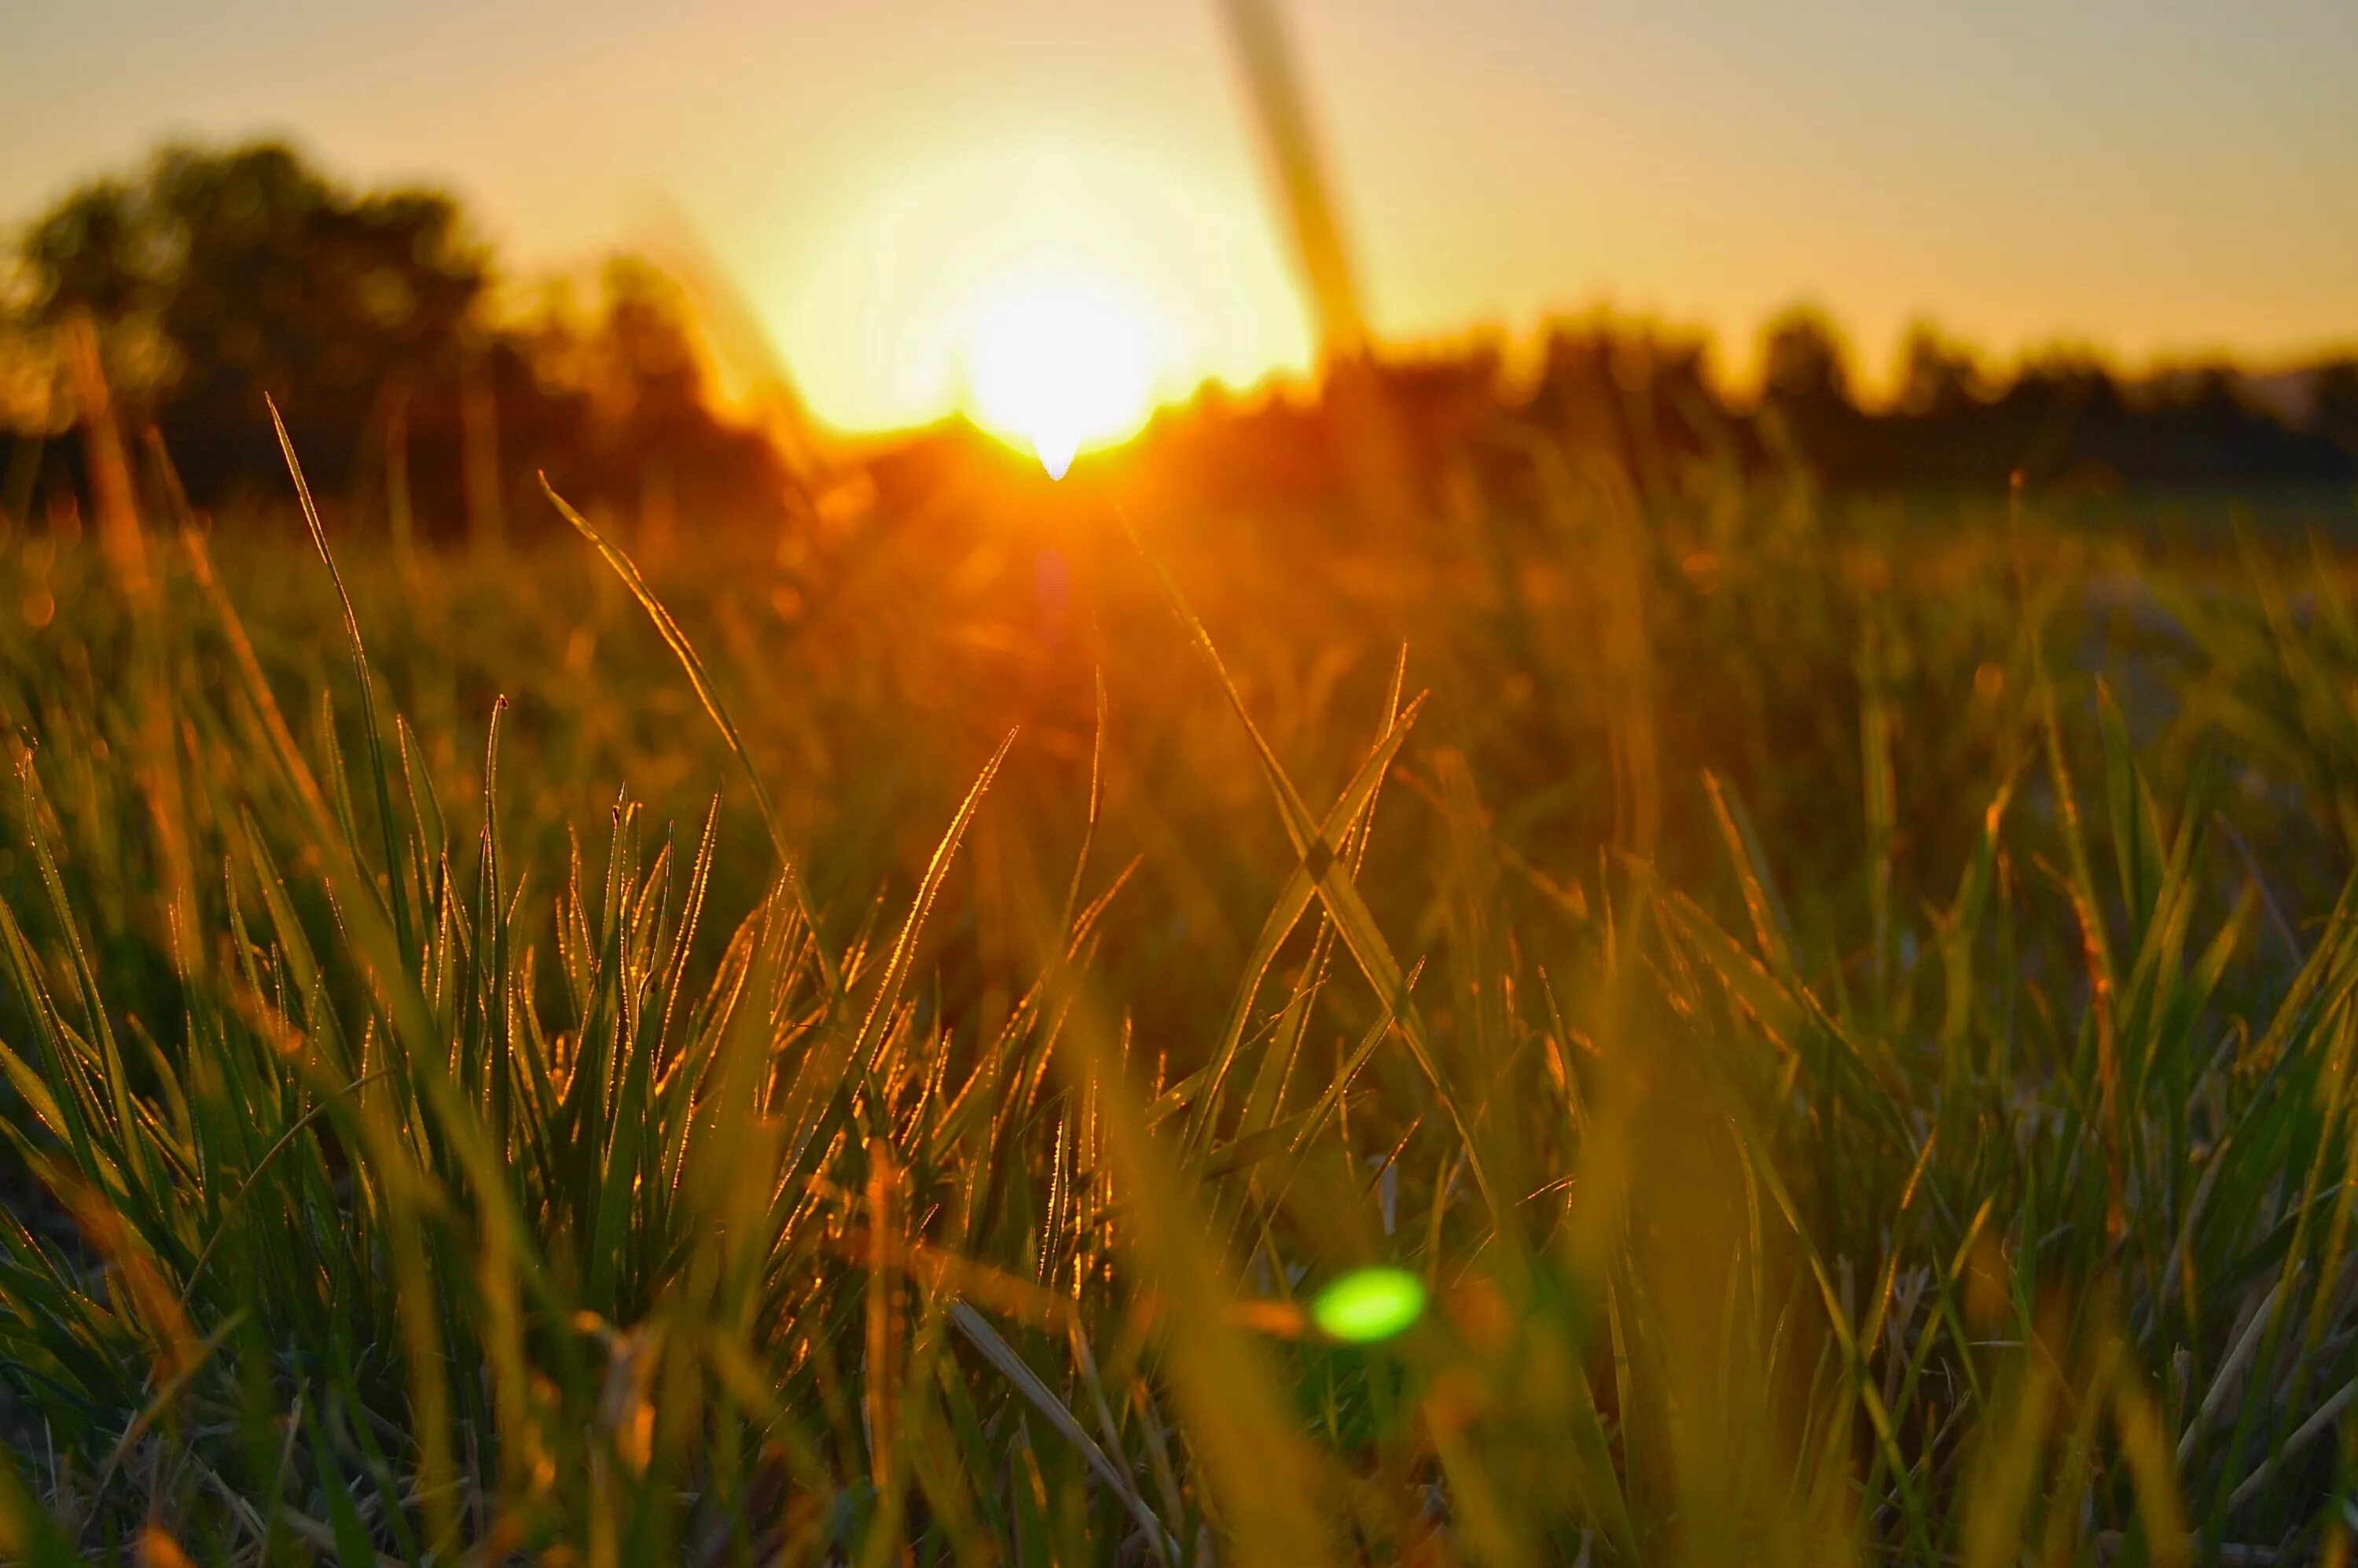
[2,141,793,541]
[2,137,2352,547]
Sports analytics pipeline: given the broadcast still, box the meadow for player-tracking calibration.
[2,413,2357,1566]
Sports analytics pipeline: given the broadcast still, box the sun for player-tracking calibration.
[961,266,1163,479]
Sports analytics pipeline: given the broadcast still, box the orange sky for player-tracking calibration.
[6,0,2356,431]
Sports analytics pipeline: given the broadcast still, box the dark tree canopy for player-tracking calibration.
[1893,325,1985,419]
[12,141,792,535]
[2316,361,2358,457]
[31,144,486,400]
[1760,310,1854,411]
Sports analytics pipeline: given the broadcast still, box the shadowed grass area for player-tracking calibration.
[1,432,2356,1563]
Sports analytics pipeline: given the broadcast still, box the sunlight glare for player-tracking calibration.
[768,145,1315,436]
[963,266,1161,479]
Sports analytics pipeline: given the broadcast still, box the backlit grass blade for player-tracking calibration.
[1123,520,1496,1217]
[270,397,417,966]
[851,730,1016,1073]
[1020,925,1342,1566]
[542,475,841,997]
[1185,690,1425,1155]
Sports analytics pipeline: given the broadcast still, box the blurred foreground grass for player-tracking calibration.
[2,439,2358,1565]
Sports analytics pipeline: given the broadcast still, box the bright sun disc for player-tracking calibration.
[964,267,1159,479]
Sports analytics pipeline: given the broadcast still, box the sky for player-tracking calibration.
[6,0,2356,435]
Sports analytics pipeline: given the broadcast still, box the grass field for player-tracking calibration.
[2,425,2358,1565]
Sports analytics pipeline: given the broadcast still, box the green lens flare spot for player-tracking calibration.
[1311,1267,1427,1343]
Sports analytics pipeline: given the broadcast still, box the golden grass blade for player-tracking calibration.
[1124,518,1496,1215]
[852,729,1016,1070]
[64,311,150,604]
[1035,968,1342,1566]
[1185,691,1425,1153]
[542,474,841,997]
[269,396,417,960]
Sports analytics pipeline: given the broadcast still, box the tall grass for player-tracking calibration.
[0,431,2355,1565]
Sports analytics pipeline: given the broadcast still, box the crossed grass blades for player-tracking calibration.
[1,405,2357,1563]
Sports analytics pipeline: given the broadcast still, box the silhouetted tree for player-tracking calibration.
[1757,309,1863,481]
[23,142,488,498]
[2316,361,2358,457]
[1761,310,1853,411]
[1893,324,1984,417]
[1527,320,1733,498]
[9,140,793,535]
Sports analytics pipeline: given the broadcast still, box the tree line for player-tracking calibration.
[5,139,2353,544]
[1139,319,2358,523]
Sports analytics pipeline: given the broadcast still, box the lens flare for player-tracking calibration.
[963,266,1159,479]
[1310,1267,1427,1343]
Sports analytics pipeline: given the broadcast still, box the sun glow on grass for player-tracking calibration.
[1310,1268,1428,1343]
[962,265,1162,479]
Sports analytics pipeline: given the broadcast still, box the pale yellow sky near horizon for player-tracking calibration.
[6,0,2356,434]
